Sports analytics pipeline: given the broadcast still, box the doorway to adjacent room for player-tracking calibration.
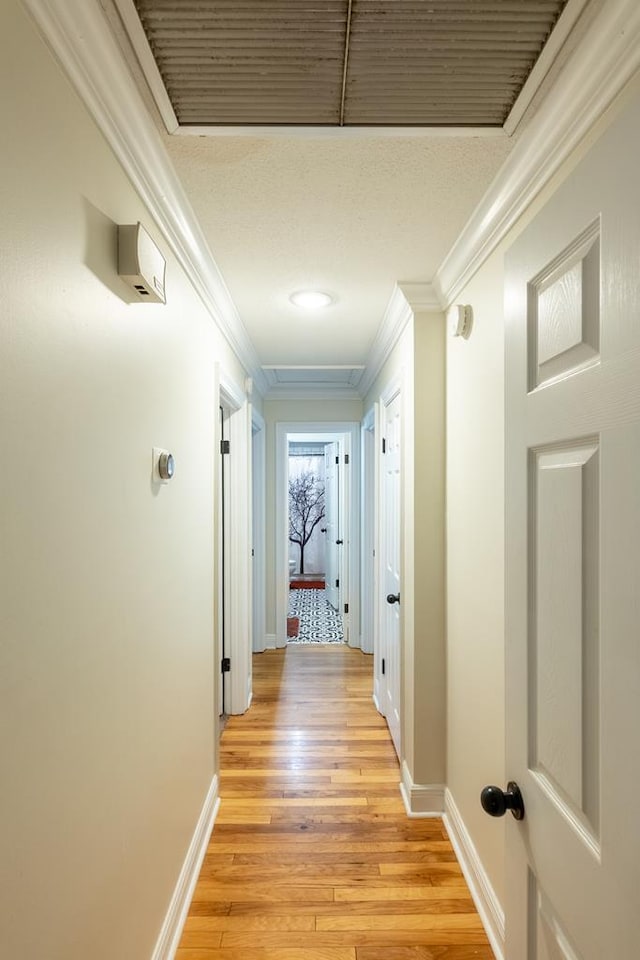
[286,437,343,644]
[275,422,361,648]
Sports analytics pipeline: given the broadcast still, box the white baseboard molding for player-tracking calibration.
[399,761,445,817]
[443,789,505,960]
[151,775,220,960]
[263,634,276,650]
[372,676,384,717]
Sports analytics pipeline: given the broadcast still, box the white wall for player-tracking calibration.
[446,249,507,905]
[0,3,247,957]
[363,311,446,806]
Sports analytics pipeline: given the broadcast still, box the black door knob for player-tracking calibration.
[386,593,400,605]
[335,539,344,545]
[480,782,525,820]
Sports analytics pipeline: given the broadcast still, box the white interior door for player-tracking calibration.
[324,441,340,610]
[381,391,401,757]
[218,404,230,717]
[251,414,265,653]
[361,414,376,655]
[503,92,640,958]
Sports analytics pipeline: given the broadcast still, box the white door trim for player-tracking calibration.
[361,405,378,659]
[251,409,266,654]
[377,380,403,756]
[275,422,361,649]
[218,370,252,714]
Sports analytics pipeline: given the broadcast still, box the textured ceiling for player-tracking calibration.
[163,132,514,367]
[133,0,568,127]
[106,0,586,391]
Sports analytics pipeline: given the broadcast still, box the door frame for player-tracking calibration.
[251,409,266,653]
[218,369,252,714]
[377,380,403,754]
[323,440,341,612]
[275,421,361,649]
[361,405,378,657]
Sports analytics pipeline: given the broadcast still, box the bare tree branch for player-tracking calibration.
[288,471,325,574]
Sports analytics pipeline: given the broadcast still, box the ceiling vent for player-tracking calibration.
[120,0,577,129]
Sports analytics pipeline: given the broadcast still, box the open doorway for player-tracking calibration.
[287,438,343,644]
[275,422,361,649]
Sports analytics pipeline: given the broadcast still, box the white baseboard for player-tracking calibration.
[151,775,220,960]
[263,633,276,650]
[372,676,384,716]
[399,761,445,817]
[443,789,505,960]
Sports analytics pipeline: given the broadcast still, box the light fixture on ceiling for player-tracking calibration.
[289,290,333,309]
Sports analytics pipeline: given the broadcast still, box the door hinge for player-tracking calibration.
[344,603,349,614]
[220,439,230,455]
[381,657,385,675]
[382,438,386,453]
[335,454,339,464]
[344,453,350,465]
[335,578,339,588]
[221,657,231,673]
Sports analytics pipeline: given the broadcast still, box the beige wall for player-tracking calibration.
[262,398,363,639]
[0,4,247,957]
[412,312,446,787]
[446,250,507,903]
[363,313,446,795]
[6,3,636,955]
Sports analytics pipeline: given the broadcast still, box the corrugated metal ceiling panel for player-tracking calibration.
[132,0,569,126]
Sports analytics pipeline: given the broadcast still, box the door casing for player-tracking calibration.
[275,422,361,648]
[218,370,252,715]
[377,383,403,757]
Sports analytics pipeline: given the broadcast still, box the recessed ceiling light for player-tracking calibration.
[289,290,333,309]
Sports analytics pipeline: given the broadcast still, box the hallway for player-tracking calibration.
[177,646,491,959]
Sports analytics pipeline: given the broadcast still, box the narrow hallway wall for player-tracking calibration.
[0,3,248,957]
[363,309,446,808]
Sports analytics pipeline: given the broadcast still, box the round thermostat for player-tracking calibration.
[158,451,175,481]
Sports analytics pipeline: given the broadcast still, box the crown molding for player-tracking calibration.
[22,0,268,397]
[359,284,413,398]
[176,125,505,140]
[112,0,178,134]
[262,365,365,392]
[397,282,444,314]
[503,0,590,136]
[359,282,441,398]
[434,0,640,308]
[263,385,363,402]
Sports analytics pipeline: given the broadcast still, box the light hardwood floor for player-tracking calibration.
[177,644,493,960]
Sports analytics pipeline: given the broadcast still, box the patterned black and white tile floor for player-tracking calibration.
[288,589,344,643]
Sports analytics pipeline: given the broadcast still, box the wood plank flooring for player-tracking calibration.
[177,644,493,960]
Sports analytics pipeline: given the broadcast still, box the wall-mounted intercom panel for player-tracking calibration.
[118,222,166,304]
